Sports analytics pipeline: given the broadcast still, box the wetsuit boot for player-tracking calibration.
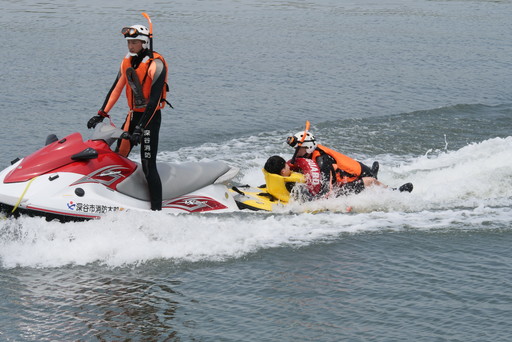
[371,161,379,179]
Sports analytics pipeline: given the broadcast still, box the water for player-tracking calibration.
[1,0,512,340]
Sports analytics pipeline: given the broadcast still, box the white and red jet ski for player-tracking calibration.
[0,123,240,221]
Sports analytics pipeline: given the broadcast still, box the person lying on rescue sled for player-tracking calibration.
[87,20,170,211]
[284,131,413,195]
[264,155,329,201]
[264,154,389,201]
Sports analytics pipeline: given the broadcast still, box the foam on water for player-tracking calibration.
[1,135,511,269]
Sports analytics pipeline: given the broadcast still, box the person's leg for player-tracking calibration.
[141,111,162,210]
[359,161,379,178]
[362,177,387,189]
[116,111,137,157]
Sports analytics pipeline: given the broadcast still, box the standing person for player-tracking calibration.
[87,17,169,211]
[286,130,413,194]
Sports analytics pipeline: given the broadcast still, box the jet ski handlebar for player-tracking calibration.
[91,122,131,145]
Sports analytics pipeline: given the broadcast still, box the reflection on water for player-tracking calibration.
[4,266,182,340]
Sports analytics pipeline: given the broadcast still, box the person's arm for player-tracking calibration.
[101,66,127,114]
[314,154,337,194]
[87,65,126,129]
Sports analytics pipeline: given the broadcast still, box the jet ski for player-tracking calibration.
[0,123,240,222]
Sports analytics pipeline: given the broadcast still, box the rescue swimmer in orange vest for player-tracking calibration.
[86,21,170,211]
[285,131,414,195]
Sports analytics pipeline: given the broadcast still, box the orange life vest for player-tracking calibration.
[120,52,169,112]
[311,144,362,184]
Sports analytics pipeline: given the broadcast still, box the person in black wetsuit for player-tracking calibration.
[87,23,170,211]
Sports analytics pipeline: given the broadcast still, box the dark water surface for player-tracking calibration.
[1,230,511,341]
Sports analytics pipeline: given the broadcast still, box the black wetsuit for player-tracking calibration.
[315,153,376,195]
[102,49,167,210]
[118,110,162,210]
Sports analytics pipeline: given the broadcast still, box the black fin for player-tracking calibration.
[398,183,413,193]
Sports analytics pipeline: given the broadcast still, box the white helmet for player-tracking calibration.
[122,24,150,52]
[287,131,317,154]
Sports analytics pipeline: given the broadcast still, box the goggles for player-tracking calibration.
[121,27,148,38]
[286,136,299,147]
[286,135,314,147]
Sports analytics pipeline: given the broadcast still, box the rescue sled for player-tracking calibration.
[230,165,413,212]
[230,170,306,211]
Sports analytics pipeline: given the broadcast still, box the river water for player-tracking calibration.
[1,0,512,341]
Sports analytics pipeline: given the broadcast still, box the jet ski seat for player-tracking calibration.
[117,161,231,201]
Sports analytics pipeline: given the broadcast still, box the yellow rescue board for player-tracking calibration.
[230,170,305,211]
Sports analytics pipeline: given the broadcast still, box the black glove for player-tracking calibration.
[87,110,110,129]
[87,115,104,129]
[130,126,142,146]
